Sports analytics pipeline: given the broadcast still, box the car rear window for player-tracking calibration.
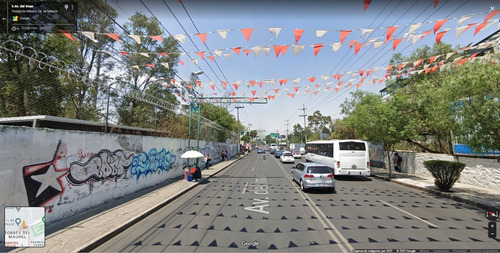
[339,141,366,151]
[308,167,331,174]
[284,153,292,156]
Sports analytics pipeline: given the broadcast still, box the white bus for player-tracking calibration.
[305,140,370,176]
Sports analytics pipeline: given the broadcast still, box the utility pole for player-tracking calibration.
[285,120,289,148]
[299,104,307,144]
[236,105,244,155]
[248,123,253,143]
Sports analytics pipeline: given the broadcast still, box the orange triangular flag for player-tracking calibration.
[195,81,201,87]
[485,9,500,23]
[335,87,340,92]
[372,79,377,84]
[354,43,363,55]
[393,38,403,50]
[436,31,447,44]
[120,51,131,58]
[231,92,236,96]
[356,83,363,88]
[421,30,432,39]
[387,65,394,72]
[241,28,254,42]
[309,77,316,82]
[195,51,205,59]
[268,95,272,100]
[340,30,351,44]
[258,82,263,88]
[57,29,77,41]
[243,49,251,55]
[434,0,439,7]
[364,0,372,11]
[232,47,241,55]
[232,99,237,103]
[366,70,373,76]
[429,56,438,64]
[274,88,280,93]
[465,23,477,32]
[425,68,431,74]
[361,77,366,83]
[294,29,304,44]
[415,59,424,67]
[149,35,162,42]
[338,81,344,86]
[434,19,448,34]
[280,45,289,56]
[470,52,479,61]
[158,52,169,57]
[233,83,239,90]
[106,33,120,43]
[359,70,365,76]
[314,91,318,95]
[145,64,155,69]
[279,79,287,85]
[273,45,282,58]
[398,63,406,71]
[474,22,488,35]
[294,87,299,92]
[222,81,227,87]
[179,61,184,66]
[210,84,215,90]
[349,40,358,49]
[291,94,295,98]
[249,97,255,102]
[386,26,398,40]
[251,90,257,96]
[250,81,256,86]
[208,56,215,62]
[379,79,384,84]
[313,43,323,56]
[195,33,207,44]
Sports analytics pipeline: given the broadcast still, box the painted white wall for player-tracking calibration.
[394,151,500,190]
[0,125,237,237]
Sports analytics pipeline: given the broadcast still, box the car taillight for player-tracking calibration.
[304,174,314,178]
[367,162,370,167]
[336,161,340,168]
[327,174,333,178]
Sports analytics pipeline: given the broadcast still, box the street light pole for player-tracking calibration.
[236,104,244,155]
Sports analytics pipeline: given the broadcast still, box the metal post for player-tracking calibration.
[236,105,244,155]
[105,84,111,133]
[299,104,307,144]
[187,105,193,166]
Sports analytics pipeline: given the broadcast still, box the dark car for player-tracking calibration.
[270,149,276,154]
[275,150,283,158]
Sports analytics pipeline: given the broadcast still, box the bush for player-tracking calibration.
[423,160,466,191]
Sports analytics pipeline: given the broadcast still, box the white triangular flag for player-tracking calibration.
[262,47,271,56]
[293,78,301,84]
[457,15,473,26]
[252,46,262,57]
[264,90,268,94]
[81,31,97,42]
[321,75,330,80]
[406,33,414,42]
[241,91,246,96]
[245,83,250,87]
[131,65,140,71]
[292,45,305,55]
[180,52,186,56]
[217,30,228,39]
[418,70,424,74]
[423,64,430,69]
[173,34,186,43]
[270,79,276,85]
[332,43,342,52]
[161,62,169,69]
[269,28,282,38]
[446,52,455,60]
[484,20,495,30]
[99,50,113,56]
[456,26,467,37]
[361,28,375,37]
[284,88,289,91]
[214,50,222,57]
[412,35,420,44]
[139,53,149,57]
[224,53,231,59]
[408,23,423,34]
[192,59,199,65]
[373,41,383,49]
[368,38,377,43]
[316,30,327,37]
[128,34,142,44]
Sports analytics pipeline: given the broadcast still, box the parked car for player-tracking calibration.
[270,149,276,154]
[280,151,295,163]
[292,150,302,159]
[275,150,283,158]
[291,162,336,193]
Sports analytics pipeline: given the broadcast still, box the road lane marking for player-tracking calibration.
[242,182,249,194]
[379,200,438,228]
[272,158,352,253]
[252,167,255,172]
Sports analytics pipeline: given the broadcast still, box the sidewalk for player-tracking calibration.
[370,167,500,211]
[10,156,243,253]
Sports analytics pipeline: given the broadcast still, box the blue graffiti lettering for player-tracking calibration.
[130,148,176,180]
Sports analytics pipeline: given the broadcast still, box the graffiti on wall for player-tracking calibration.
[67,149,134,185]
[130,148,176,181]
[23,141,69,207]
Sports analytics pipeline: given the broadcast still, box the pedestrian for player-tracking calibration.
[205,153,211,169]
[393,153,403,172]
[192,166,201,182]
[224,150,228,160]
[221,150,225,161]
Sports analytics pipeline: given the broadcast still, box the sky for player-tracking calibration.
[105,0,500,137]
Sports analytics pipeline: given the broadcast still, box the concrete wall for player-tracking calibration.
[0,125,237,236]
[394,151,500,190]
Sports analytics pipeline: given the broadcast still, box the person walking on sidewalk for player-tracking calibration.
[393,153,403,172]
[204,153,211,169]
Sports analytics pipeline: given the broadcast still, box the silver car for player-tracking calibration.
[291,162,336,193]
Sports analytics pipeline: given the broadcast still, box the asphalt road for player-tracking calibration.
[93,152,499,252]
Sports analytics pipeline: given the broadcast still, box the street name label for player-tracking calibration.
[4,207,45,247]
[244,177,270,214]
